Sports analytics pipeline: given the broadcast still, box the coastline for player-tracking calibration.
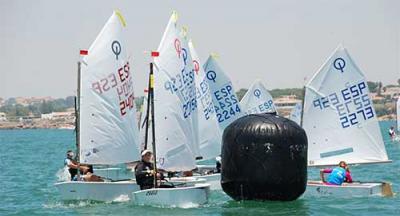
[0,114,395,130]
[0,119,75,130]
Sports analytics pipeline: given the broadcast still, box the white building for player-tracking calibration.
[0,112,7,121]
[41,111,74,120]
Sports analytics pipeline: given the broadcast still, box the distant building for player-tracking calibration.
[274,95,302,117]
[382,86,400,99]
[29,97,53,104]
[19,116,33,124]
[274,95,302,109]
[41,111,74,120]
[0,112,7,121]
[14,96,54,106]
[15,97,29,106]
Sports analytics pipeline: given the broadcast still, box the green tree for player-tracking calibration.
[367,81,378,93]
[5,98,16,106]
[28,104,41,116]
[0,104,16,116]
[236,88,248,101]
[40,100,53,114]
[377,82,383,96]
[15,104,30,116]
[65,96,75,108]
[52,98,68,112]
[269,88,304,99]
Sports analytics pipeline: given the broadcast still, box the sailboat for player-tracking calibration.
[240,79,277,115]
[186,38,222,189]
[131,12,210,207]
[187,38,222,162]
[302,45,393,197]
[203,55,243,130]
[289,102,302,125]
[55,11,142,202]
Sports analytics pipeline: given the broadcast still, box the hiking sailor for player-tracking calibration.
[389,126,396,140]
[135,150,162,189]
[320,161,353,185]
[64,150,89,181]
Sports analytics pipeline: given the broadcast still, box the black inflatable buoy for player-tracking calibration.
[221,113,308,201]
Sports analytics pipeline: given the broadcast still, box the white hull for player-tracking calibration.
[167,174,221,190]
[132,183,210,207]
[55,180,140,202]
[93,167,134,180]
[166,176,206,187]
[195,165,221,190]
[196,173,220,190]
[306,180,393,197]
[94,167,221,189]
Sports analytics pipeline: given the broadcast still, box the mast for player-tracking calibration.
[144,60,158,187]
[144,67,152,150]
[300,86,306,127]
[150,63,158,187]
[76,61,81,161]
[76,60,81,178]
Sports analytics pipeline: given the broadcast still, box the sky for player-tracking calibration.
[1,0,399,98]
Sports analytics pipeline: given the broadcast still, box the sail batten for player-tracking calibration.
[308,160,392,167]
[79,11,141,165]
[303,45,389,166]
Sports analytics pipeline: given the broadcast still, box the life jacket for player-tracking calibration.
[135,160,155,189]
[327,167,346,185]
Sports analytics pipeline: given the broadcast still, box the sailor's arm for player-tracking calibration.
[320,169,326,182]
[345,168,353,183]
[135,163,155,179]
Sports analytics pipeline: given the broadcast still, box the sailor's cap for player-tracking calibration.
[141,149,153,156]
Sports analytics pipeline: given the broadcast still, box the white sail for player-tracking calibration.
[289,102,303,125]
[240,79,277,115]
[79,11,141,164]
[397,97,400,132]
[188,39,222,160]
[153,12,199,171]
[303,45,389,166]
[203,55,243,130]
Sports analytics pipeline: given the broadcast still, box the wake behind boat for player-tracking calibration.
[301,45,393,197]
[55,11,142,202]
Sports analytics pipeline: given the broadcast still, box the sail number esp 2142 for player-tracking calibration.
[91,61,135,116]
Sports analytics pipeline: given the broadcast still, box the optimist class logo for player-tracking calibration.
[111,40,121,60]
[333,57,346,73]
[174,39,182,58]
[254,89,261,98]
[193,60,200,75]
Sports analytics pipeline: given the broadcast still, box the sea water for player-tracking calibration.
[0,121,399,215]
